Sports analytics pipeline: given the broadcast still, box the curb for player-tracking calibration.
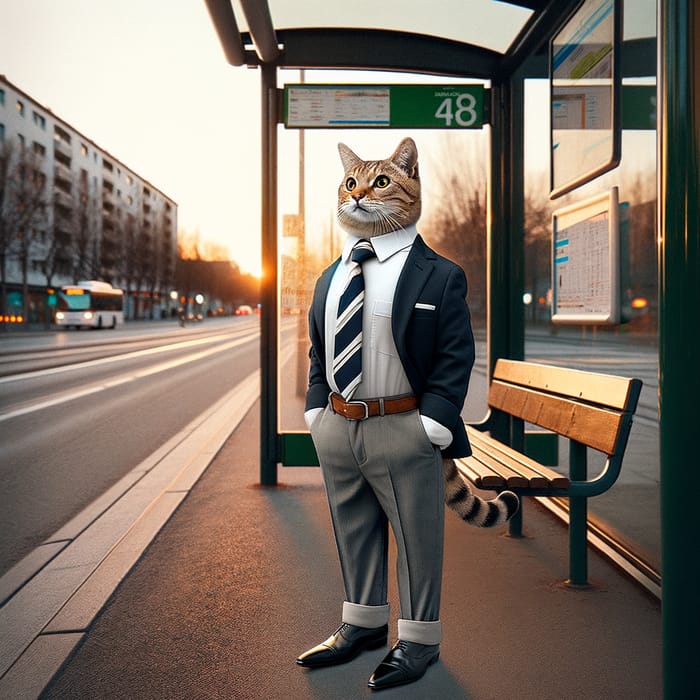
[0,371,260,698]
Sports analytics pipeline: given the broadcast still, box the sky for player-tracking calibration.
[2,0,264,274]
[1,0,656,278]
[0,0,519,278]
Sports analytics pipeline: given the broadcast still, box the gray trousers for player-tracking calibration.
[310,405,445,644]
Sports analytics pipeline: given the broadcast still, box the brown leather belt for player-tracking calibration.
[329,392,418,420]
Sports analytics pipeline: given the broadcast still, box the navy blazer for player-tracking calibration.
[306,235,474,458]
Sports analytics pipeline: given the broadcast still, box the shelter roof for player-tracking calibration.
[205,0,583,79]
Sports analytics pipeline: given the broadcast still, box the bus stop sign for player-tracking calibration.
[284,84,485,129]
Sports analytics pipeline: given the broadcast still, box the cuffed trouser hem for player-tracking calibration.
[342,601,390,629]
[398,618,442,645]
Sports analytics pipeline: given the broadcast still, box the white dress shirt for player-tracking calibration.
[305,225,452,449]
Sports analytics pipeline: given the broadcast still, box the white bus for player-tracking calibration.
[54,281,125,329]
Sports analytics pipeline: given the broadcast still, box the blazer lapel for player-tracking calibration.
[392,235,435,345]
[313,258,340,333]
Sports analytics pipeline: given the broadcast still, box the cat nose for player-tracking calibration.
[352,192,365,202]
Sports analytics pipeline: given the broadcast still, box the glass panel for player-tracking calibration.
[523,2,658,572]
[278,70,490,434]
[234,0,533,54]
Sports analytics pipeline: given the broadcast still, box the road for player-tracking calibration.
[0,317,265,577]
[0,319,661,578]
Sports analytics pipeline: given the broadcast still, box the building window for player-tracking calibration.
[16,100,24,116]
[18,133,25,148]
[0,123,4,142]
[32,141,46,157]
[81,143,88,156]
[0,89,5,105]
[32,111,46,130]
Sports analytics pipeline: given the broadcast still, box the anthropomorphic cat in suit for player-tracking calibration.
[296,138,517,691]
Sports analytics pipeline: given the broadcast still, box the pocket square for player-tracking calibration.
[414,302,436,311]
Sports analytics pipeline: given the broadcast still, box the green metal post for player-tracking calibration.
[568,440,588,586]
[490,74,525,536]
[488,78,524,442]
[658,1,700,695]
[260,63,279,485]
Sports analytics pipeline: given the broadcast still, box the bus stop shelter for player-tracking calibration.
[204,1,698,696]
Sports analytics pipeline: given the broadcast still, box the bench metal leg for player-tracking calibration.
[507,500,523,537]
[568,441,588,585]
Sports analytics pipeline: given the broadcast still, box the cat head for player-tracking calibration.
[336,137,421,238]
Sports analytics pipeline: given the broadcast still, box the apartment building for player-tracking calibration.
[0,75,177,323]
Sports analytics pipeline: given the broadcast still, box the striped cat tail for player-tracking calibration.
[443,458,520,528]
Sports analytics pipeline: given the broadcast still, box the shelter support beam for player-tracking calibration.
[658,0,700,696]
[260,63,279,485]
[487,77,525,445]
[203,0,246,66]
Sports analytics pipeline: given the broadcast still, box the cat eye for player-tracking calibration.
[373,175,391,189]
[345,177,357,191]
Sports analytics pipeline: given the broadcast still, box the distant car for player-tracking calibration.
[235,305,253,316]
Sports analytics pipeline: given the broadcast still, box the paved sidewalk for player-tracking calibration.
[37,401,661,700]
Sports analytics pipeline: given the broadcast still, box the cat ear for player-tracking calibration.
[390,137,419,179]
[338,143,361,171]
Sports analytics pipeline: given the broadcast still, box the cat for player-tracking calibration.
[337,137,519,529]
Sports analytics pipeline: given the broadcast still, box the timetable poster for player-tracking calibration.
[552,189,619,324]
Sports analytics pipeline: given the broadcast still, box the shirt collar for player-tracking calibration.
[341,225,419,264]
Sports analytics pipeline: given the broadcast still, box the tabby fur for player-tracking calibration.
[337,137,519,528]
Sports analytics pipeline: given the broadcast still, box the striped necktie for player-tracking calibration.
[333,239,376,399]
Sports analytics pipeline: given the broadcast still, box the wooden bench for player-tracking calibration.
[458,359,643,585]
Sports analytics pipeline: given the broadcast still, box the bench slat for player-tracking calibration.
[468,445,530,488]
[467,427,569,489]
[459,455,505,489]
[488,381,624,455]
[469,431,550,488]
[493,359,637,411]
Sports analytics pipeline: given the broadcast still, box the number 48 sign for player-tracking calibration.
[434,93,480,127]
[391,85,485,129]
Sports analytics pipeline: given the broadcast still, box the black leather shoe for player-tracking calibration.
[296,623,388,667]
[367,640,440,690]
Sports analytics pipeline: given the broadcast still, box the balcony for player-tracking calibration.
[53,189,72,211]
[56,230,72,247]
[53,138,72,160]
[102,214,116,234]
[54,207,72,229]
[54,160,72,187]
[101,236,120,255]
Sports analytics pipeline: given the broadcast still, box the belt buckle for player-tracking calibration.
[346,399,369,420]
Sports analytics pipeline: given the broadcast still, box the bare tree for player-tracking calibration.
[422,133,488,317]
[0,140,15,320]
[118,212,138,318]
[0,138,49,324]
[69,168,99,281]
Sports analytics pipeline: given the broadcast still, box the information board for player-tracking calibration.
[550,0,621,198]
[552,188,620,324]
[283,84,484,129]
